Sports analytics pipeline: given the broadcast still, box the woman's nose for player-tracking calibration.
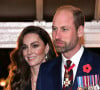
[27,48,32,55]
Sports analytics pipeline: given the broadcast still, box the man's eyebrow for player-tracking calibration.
[52,26,56,28]
[52,25,55,27]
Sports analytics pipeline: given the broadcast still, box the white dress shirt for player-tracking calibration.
[61,46,84,86]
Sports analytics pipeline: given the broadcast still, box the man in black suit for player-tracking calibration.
[37,5,100,90]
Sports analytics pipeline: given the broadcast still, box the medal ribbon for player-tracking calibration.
[95,74,97,85]
[98,74,100,86]
[90,75,92,86]
[64,64,75,72]
[92,75,94,86]
[84,76,87,87]
[86,76,88,87]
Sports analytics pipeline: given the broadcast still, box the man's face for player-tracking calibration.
[52,10,80,53]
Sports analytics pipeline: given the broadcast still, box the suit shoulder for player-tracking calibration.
[39,56,61,71]
[85,48,100,58]
[85,48,100,65]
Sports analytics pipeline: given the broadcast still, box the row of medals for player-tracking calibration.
[77,74,100,90]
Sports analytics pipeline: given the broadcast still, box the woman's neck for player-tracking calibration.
[31,65,40,90]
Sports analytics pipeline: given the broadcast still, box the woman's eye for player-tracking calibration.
[22,45,27,50]
[32,44,39,48]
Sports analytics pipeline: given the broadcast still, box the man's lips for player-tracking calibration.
[55,41,64,46]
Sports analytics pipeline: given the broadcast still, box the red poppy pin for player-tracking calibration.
[83,64,92,73]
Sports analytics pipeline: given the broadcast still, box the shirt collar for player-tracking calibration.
[62,46,84,65]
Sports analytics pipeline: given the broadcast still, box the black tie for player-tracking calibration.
[63,60,73,90]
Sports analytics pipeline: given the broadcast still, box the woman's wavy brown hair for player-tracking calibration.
[7,26,57,90]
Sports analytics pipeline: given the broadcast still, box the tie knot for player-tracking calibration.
[66,60,72,67]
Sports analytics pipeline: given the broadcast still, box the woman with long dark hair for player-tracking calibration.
[6,26,57,90]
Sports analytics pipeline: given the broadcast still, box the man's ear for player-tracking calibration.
[45,44,49,54]
[77,25,84,37]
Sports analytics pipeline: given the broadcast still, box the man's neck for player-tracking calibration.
[62,45,81,59]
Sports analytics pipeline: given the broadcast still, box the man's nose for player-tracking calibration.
[55,30,61,39]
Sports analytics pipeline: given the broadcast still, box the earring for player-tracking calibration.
[45,54,48,60]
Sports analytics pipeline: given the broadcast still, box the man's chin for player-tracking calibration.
[56,47,63,52]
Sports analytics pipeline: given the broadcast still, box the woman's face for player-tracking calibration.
[22,33,48,67]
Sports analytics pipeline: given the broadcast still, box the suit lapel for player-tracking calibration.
[53,55,62,90]
[72,48,98,90]
[73,48,93,90]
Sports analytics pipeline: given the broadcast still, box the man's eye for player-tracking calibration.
[63,28,68,31]
[62,28,69,31]
[52,27,57,31]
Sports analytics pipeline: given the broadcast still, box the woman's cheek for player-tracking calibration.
[35,48,45,55]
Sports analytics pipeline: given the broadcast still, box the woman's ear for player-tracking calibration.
[77,25,84,37]
[45,44,49,54]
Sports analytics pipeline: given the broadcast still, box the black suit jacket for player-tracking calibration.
[36,48,100,90]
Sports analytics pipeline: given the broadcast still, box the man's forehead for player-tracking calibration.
[53,10,74,21]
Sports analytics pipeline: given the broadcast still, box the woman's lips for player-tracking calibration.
[28,57,35,61]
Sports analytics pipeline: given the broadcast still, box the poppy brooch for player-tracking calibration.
[83,64,92,73]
